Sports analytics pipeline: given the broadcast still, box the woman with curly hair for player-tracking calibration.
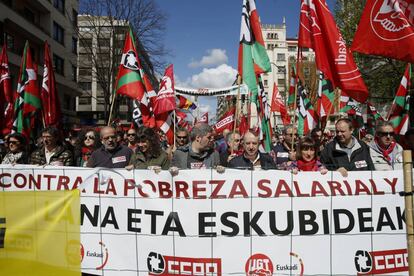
[74,128,101,167]
[127,127,170,171]
[1,133,28,164]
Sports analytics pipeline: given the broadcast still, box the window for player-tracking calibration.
[277,53,285,61]
[267,44,272,50]
[98,39,110,47]
[71,37,77,54]
[78,82,92,91]
[71,65,77,82]
[6,33,14,50]
[53,54,64,75]
[53,22,64,45]
[78,68,92,80]
[278,79,285,86]
[263,80,268,87]
[277,66,286,74]
[53,0,65,13]
[23,8,35,23]
[78,96,91,105]
[288,46,296,52]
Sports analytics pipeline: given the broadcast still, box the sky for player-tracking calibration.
[154,0,336,119]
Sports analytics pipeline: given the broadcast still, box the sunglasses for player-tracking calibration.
[177,136,187,139]
[84,135,95,140]
[377,131,395,137]
[127,133,136,137]
[8,140,20,145]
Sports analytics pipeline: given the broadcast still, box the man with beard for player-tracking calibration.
[321,118,374,176]
[368,121,403,170]
[170,123,222,174]
[228,131,276,170]
[30,127,73,166]
[87,126,132,168]
[272,125,297,166]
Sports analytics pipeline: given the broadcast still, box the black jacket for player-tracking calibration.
[320,137,375,171]
[87,145,132,168]
[228,152,277,170]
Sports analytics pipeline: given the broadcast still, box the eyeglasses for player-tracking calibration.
[233,139,241,142]
[177,136,187,139]
[377,131,395,137]
[8,140,20,145]
[127,133,136,137]
[84,135,95,140]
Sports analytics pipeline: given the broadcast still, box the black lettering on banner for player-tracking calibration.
[333,209,355,234]
[102,206,119,229]
[243,211,265,236]
[81,204,99,226]
[221,212,239,236]
[358,208,374,232]
[128,209,142,233]
[199,212,217,237]
[144,210,164,234]
[376,207,396,231]
[396,207,405,229]
[322,209,330,234]
[299,210,318,235]
[0,218,5,248]
[161,212,186,236]
[269,211,293,235]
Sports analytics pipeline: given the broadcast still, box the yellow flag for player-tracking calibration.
[0,190,80,276]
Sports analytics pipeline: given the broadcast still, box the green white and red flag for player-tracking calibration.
[0,42,14,136]
[12,41,41,139]
[297,81,317,136]
[114,28,146,101]
[287,66,297,110]
[387,64,411,135]
[41,42,61,128]
[316,71,335,118]
[270,82,290,126]
[238,0,270,103]
[367,102,384,135]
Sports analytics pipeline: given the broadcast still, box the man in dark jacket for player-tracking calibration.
[30,127,73,166]
[228,131,276,170]
[320,118,375,176]
[272,125,297,166]
[87,126,132,168]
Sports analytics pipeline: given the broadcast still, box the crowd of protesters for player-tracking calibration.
[0,117,413,176]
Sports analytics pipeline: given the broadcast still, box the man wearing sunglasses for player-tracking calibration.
[126,128,138,151]
[87,126,132,168]
[368,121,403,170]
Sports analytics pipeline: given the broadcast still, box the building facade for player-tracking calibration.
[76,15,130,126]
[0,0,81,126]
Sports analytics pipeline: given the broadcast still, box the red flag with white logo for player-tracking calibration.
[352,0,414,63]
[153,64,176,115]
[270,83,290,126]
[41,42,62,128]
[299,0,368,103]
[195,112,209,124]
[0,43,13,135]
[214,108,235,134]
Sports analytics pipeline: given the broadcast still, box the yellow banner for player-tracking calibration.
[0,190,80,276]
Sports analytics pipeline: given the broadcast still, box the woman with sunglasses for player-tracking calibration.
[126,127,170,172]
[368,121,403,170]
[74,129,101,167]
[282,136,327,174]
[1,133,28,164]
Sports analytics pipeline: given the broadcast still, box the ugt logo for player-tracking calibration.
[0,217,5,248]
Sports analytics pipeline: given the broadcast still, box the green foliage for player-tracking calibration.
[334,0,406,102]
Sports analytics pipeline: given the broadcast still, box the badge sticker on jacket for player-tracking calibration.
[355,160,367,168]
[190,162,206,169]
[112,156,127,164]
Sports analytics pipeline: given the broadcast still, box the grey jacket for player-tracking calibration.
[172,145,220,169]
[368,141,403,170]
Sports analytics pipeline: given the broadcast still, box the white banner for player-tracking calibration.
[0,165,409,275]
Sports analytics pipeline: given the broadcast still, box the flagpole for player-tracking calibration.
[232,75,242,155]
[291,47,301,152]
[107,92,117,126]
[173,110,176,149]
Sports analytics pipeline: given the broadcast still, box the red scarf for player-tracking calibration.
[81,146,93,161]
[375,138,396,163]
[297,159,318,171]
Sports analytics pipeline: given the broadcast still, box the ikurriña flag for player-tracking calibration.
[153,64,176,115]
[316,71,335,119]
[299,0,368,103]
[352,0,414,63]
[387,63,411,135]
[41,42,61,128]
[0,42,13,136]
[367,102,384,135]
[297,81,317,136]
[114,28,146,101]
[12,41,41,139]
[238,0,271,103]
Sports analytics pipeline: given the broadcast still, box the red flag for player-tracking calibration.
[156,112,174,145]
[238,114,249,136]
[0,43,13,136]
[299,0,368,103]
[352,0,414,63]
[270,83,290,126]
[140,72,156,128]
[41,42,61,128]
[195,112,209,124]
[153,64,176,115]
[214,108,235,134]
